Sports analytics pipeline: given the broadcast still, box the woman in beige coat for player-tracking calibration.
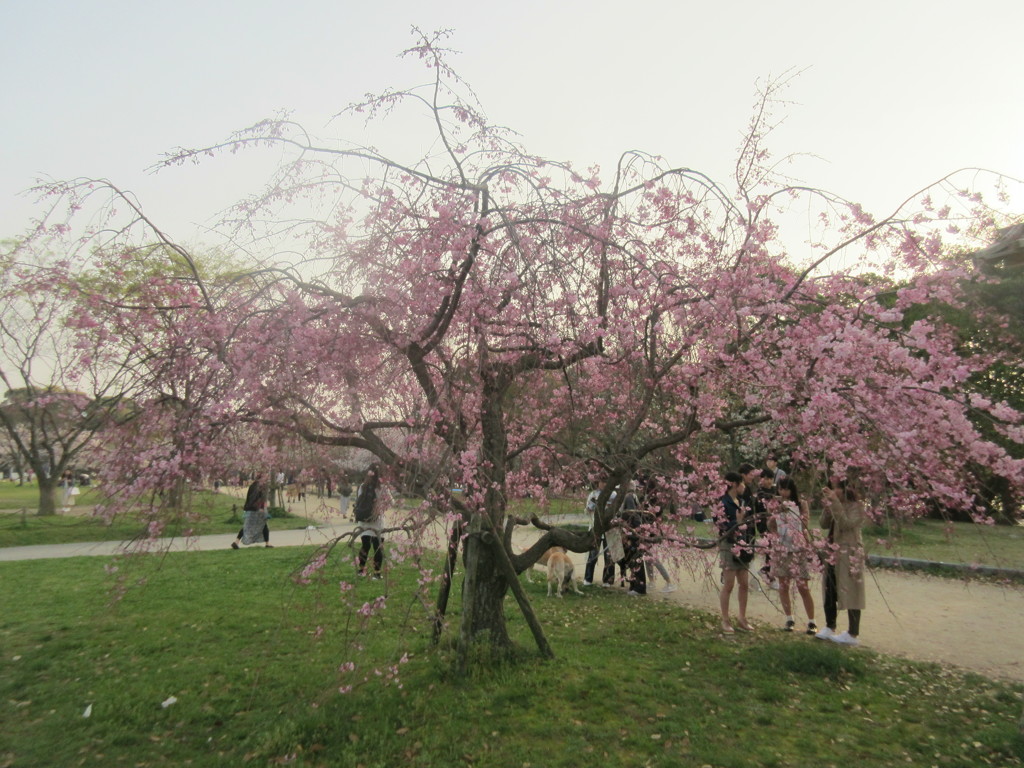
[815,478,866,646]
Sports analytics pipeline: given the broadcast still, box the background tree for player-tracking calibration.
[897,240,1024,523]
[0,245,144,514]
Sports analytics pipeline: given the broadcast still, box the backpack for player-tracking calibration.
[353,484,376,522]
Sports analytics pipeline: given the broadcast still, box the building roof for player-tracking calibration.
[972,223,1024,270]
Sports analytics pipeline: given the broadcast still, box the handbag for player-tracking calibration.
[605,528,625,563]
[732,526,754,564]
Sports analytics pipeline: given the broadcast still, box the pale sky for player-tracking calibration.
[3,0,1022,250]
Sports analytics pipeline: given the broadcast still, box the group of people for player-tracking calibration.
[230,466,389,580]
[582,477,677,597]
[227,459,866,646]
[716,459,866,646]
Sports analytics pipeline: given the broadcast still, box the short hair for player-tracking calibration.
[724,471,743,485]
[737,463,756,475]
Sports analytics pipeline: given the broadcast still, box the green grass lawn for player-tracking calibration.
[0,483,324,547]
[863,518,1024,569]
[1,548,1021,768]
[0,481,53,510]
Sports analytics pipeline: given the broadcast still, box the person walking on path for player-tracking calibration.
[354,466,390,579]
[339,474,353,519]
[815,477,866,646]
[231,472,272,549]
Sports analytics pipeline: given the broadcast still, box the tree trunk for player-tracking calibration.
[457,520,512,673]
[36,477,59,516]
[452,367,553,670]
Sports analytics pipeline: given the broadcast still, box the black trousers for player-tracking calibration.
[823,563,861,635]
[584,536,615,584]
[358,535,384,573]
[623,536,647,595]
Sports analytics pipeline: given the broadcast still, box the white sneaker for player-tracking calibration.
[829,631,860,646]
[582,581,593,586]
[626,590,643,596]
[661,584,677,593]
[814,627,835,640]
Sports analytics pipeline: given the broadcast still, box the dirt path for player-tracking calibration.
[641,557,1024,684]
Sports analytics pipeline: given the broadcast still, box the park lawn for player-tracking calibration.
[506,495,582,518]
[0,548,1021,768]
[0,481,57,510]
[0,485,325,547]
[864,518,1024,570]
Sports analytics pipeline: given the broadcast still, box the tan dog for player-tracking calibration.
[546,547,583,597]
[524,545,556,583]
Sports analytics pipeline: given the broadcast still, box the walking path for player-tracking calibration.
[2,508,1022,684]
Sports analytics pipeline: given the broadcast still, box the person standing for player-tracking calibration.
[815,478,866,645]
[620,481,647,595]
[60,470,77,513]
[231,472,271,549]
[583,479,614,586]
[770,477,817,634]
[738,463,772,583]
[718,472,752,633]
[765,455,787,485]
[354,466,389,579]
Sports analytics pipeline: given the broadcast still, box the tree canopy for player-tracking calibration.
[19,31,1024,669]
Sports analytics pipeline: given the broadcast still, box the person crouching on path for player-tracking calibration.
[231,472,271,549]
[354,465,390,579]
[816,477,866,646]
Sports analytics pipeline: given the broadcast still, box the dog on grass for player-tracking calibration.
[546,547,583,597]
[523,545,555,583]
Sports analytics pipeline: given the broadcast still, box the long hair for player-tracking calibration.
[361,465,381,496]
[776,476,801,506]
